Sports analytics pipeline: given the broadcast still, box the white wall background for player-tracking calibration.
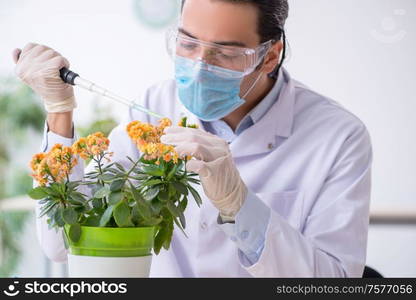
[0,0,415,277]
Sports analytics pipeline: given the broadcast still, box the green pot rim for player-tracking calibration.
[64,225,156,257]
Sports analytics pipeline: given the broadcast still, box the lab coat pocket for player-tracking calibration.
[256,190,305,231]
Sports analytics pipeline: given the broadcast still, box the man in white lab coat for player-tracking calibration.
[14,0,372,277]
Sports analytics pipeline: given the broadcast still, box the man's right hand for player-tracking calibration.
[13,43,76,138]
[13,43,77,113]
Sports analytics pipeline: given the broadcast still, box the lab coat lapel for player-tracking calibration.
[230,69,296,158]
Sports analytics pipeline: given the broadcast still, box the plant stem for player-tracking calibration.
[126,157,141,178]
[93,154,105,186]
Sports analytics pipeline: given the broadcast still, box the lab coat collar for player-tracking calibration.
[229,68,295,158]
[177,68,295,158]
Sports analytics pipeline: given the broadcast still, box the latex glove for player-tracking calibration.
[13,43,76,113]
[161,126,247,221]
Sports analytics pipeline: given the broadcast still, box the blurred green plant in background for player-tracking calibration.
[0,77,118,277]
[0,78,45,199]
[0,78,45,277]
[0,211,29,277]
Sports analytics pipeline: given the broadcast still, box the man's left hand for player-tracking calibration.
[161,126,247,221]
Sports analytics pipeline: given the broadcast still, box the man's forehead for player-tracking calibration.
[180,0,260,47]
[178,27,248,48]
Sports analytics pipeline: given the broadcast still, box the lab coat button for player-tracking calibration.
[200,221,208,230]
[268,143,274,150]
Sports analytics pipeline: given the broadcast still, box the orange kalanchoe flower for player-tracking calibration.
[127,118,181,164]
[30,144,78,186]
[72,132,111,160]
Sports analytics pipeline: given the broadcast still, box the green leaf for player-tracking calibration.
[92,198,103,209]
[62,207,78,225]
[130,183,152,219]
[179,196,188,212]
[129,174,149,181]
[188,185,202,207]
[74,205,87,214]
[108,191,124,205]
[144,186,160,201]
[28,186,49,200]
[39,198,49,205]
[54,207,65,227]
[158,189,169,202]
[172,182,188,195]
[115,163,126,172]
[178,210,186,229]
[113,201,132,227]
[163,221,174,250]
[167,201,186,229]
[83,215,101,226]
[39,201,57,217]
[142,165,164,177]
[144,216,163,226]
[68,224,81,243]
[126,156,137,165]
[168,183,176,198]
[46,203,58,218]
[185,177,201,184]
[142,179,163,187]
[94,186,111,199]
[131,205,142,224]
[106,167,124,175]
[67,181,82,190]
[166,164,179,180]
[136,200,152,220]
[102,162,115,170]
[150,199,164,215]
[154,220,173,255]
[129,183,145,203]
[166,201,180,218]
[50,182,65,194]
[69,192,86,204]
[186,172,199,177]
[99,205,115,227]
[98,173,115,182]
[172,215,188,237]
[110,179,126,191]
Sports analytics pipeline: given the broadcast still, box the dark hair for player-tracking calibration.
[181,0,289,77]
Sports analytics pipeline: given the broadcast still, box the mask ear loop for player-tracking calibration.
[242,70,264,99]
[242,28,286,98]
[241,39,276,99]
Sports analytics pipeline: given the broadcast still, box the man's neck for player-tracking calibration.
[222,75,276,132]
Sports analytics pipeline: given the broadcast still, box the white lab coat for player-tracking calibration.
[36,68,372,277]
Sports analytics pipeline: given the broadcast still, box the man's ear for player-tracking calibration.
[261,41,283,74]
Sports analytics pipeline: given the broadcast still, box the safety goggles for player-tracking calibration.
[166,28,274,77]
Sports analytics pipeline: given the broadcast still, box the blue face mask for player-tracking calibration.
[174,56,260,121]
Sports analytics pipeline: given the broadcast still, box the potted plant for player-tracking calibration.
[28,117,202,277]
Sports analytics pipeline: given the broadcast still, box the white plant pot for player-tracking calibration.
[68,254,152,278]
[63,226,155,278]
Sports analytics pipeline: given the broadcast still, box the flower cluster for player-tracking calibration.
[30,132,112,186]
[127,118,179,164]
[30,144,78,186]
[72,132,112,161]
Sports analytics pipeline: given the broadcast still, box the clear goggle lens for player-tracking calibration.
[166,28,273,78]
